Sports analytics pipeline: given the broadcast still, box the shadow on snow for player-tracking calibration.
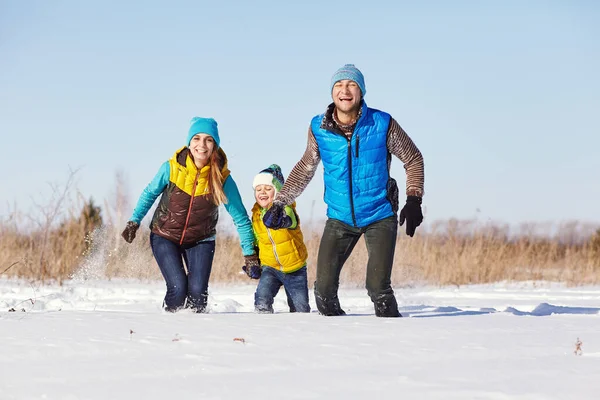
[402,303,600,318]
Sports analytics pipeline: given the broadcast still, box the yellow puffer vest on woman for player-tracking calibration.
[151,146,230,245]
[251,203,308,273]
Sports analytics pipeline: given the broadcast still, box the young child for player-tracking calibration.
[244,164,310,313]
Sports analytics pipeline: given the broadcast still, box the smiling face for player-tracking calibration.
[332,79,362,115]
[254,184,276,208]
[189,133,216,168]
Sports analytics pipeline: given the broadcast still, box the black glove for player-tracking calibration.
[263,201,288,229]
[399,196,423,237]
[121,221,140,243]
[242,254,261,279]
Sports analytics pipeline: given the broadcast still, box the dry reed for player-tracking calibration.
[2,213,599,286]
[2,171,598,286]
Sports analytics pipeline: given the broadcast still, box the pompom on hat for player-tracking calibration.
[187,117,220,147]
[330,64,366,97]
[253,164,285,193]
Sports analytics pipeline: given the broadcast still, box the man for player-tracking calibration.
[263,64,424,317]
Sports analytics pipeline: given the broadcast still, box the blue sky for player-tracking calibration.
[1,0,599,227]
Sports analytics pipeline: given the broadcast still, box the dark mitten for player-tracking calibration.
[279,215,293,229]
[263,201,286,229]
[121,221,140,243]
[399,196,423,237]
[242,254,261,279]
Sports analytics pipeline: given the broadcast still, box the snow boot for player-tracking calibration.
[373,294,402,317]
[186,295,208,313]
[314,289,346,316]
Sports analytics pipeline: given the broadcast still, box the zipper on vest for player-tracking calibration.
[266,228,284,271]
[355,134,359,158]
[180,170,201,245]
[347,139,357,227]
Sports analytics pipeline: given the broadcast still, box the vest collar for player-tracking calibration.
[320,101,366,135]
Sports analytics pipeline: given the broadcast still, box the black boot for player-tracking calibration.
[373,294,401,317]
[255,304,274,314]
[314,289,346,316]
[186,295,208,313]
[163,300,183,313]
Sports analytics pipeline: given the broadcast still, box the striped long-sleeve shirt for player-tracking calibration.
[275,105,425,206]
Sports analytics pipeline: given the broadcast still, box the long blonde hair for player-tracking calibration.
[208,150,227,206]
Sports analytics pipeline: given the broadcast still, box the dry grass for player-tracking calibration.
[2,212,600,286]
[2,170,599,286]
[391,220,600,287]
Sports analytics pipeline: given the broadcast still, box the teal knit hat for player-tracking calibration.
[330,64,366,97]
[187,117,220,147]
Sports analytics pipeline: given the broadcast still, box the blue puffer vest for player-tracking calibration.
[311,102,394,227]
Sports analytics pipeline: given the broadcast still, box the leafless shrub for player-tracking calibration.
[2,171,599,286]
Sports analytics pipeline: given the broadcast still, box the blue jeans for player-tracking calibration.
[150,233,215,312]
[255,266,310,313]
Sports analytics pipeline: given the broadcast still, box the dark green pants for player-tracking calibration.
[314,216,401,317]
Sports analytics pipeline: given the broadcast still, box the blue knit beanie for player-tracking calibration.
[330,64,366,97]
[187,117,220,147]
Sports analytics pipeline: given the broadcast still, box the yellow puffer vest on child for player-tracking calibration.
[251,203,308,273]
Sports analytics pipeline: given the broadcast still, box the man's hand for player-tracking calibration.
[399,196,423,237]
[121,221,140,243]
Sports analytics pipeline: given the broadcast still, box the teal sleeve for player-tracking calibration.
[130,162,170,224]
[223,175,256,256]
[283,205,298,229]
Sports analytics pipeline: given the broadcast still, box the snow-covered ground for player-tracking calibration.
[1,279,599,400]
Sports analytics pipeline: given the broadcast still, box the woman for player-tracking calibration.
[121,117,259,312]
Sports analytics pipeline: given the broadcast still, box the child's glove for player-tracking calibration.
[278,215,293,229]
[263,201,293,229]
[242,254,261,279]
[121,221,140,243]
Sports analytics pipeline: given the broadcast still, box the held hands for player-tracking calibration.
[263,201,291,229]
[242,254,261,279]
[121,221,140,243]
[399,196,423,237]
